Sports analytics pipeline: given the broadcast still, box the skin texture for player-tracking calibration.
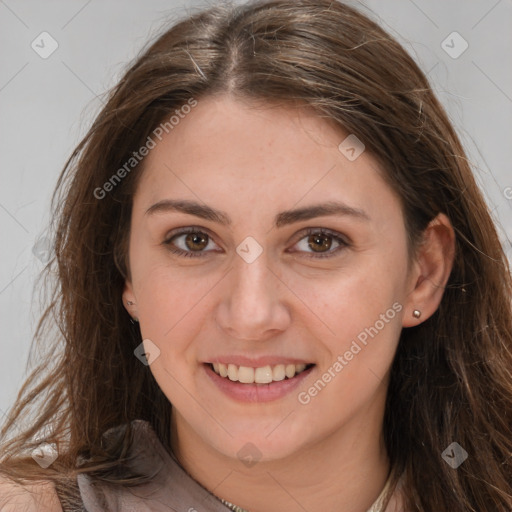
[123,95,454,512]
[0,477,63,512]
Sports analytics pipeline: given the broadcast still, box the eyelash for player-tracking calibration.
[163,226,349,259]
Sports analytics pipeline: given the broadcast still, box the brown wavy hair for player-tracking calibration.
[1,0,511,510]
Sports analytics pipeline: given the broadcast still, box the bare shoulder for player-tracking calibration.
[0,475,63,512]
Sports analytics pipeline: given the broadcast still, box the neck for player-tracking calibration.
[170,391,391,512]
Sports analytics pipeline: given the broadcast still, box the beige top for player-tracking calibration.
[77,419,403,512]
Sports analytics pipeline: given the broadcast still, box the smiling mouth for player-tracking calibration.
[207,362,315,384]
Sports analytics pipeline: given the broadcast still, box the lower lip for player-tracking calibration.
[203,363,315,403]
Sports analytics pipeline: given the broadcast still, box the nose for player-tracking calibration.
[215,251,291,342]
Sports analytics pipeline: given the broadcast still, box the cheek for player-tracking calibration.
[132,266,215,406]
[133,260,223,371]
[289,256,405,395]
[288,249,406,336]
[292,291,402,428]
[130,237,198,331]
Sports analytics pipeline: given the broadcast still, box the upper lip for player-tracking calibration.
[205,356,314,367]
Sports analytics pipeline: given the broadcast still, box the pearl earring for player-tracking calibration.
[127,301,134,306]
[413,309,421,319]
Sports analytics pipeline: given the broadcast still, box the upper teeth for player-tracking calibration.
[212,363,308,384]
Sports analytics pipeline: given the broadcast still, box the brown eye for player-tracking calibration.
[291,228,349,259]
[164,228,219,258]
[184,232,209,251]
[307,232,333,253]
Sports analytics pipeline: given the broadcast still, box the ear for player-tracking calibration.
[122,280,139,322]
[402,213,455,327]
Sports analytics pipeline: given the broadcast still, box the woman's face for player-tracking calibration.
[124,95,417,461]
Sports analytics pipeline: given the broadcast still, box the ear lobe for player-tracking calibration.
[122,281,138,320]
[402,213,455,327]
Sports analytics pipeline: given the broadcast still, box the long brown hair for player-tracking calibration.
[1,1,511,510]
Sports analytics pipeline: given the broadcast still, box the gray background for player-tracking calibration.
[1,0,511,420]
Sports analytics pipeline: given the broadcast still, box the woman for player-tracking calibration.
[1,0,511,510]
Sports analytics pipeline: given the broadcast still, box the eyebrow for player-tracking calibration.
[145,199,370,227]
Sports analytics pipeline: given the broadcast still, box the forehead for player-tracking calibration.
[133,95,400,224]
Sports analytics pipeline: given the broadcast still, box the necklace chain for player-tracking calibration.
[217,472,393,512]
[220,498,248,512]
